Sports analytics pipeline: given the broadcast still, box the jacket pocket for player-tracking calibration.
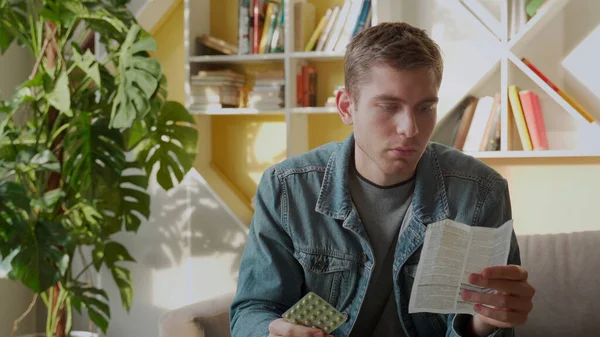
[294,250,356,307]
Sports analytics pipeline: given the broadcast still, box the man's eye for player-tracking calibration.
[379,105,396,112]
[419,105,435,113]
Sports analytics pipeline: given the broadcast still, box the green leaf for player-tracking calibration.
[8,221,70,293]
[63,113,125,198]
[0,30,14,54]
[19,71,45,89]
[91,240,135,272]
[47,71,71,115]
[31,188,65,211]
[0,22,15,54]
[98,161,149,234]
[111,265,133,311]
[110,24,162,128]
[104,241,135,266]
[0,182,29,259]
[70,285,110,333]
[138,101,198,190]
[0,181,30,213]
[123,119,148,151]
[30,149,60,172]
[72,48,101,88]
[88,307,109,333]
[62,202,103,246]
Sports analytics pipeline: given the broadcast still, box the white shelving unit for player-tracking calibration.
[422,0,600,157]
[183,0,600,220]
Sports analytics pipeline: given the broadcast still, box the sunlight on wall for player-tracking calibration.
[253,123,287,164]
[212,115,287,204]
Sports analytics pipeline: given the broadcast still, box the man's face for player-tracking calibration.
[339,64,439,182]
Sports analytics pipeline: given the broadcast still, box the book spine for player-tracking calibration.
[239,0,251,54]
[352,0,371,37]
[252,0,260,54]
[508,85,533,151]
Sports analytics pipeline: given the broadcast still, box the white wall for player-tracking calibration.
[100,169,248,337]
[0,42,36,336]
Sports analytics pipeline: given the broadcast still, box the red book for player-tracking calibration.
[519,90,549,150]
[252,0,260,54]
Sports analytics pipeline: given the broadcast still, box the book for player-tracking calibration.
[335,0,365,51]
[238,0,251,54]
[508,85,533,151]
[316,6,340,51]
[453,96,479,151]
[519,90,548,150]
[259,1,280,54]
[352,0,371,37]
[305,8,332,52]
[324,0,351,52]
[463,96,494,152]
[479,93,501,151]
[197,35,238,55]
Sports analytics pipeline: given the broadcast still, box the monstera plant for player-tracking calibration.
[0,0,198,336]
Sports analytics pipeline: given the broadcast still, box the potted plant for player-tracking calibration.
[0,1,198,336]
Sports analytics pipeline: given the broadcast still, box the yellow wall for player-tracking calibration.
[211,114,287,204]
[483,157,600,235]
[151,1,185,105]
[308,114,352,149]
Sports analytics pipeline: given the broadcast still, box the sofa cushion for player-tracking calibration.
[515,231,600,337]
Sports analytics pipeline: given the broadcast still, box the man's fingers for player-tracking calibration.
[462,290,533,312]
[474,304,528,327]
[468,275,536,298]
[481,265,528,281]
[269,318,327,337]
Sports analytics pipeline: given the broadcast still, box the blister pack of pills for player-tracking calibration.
[282,292,348,334]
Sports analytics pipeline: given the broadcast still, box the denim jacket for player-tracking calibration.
[230,133,521,337]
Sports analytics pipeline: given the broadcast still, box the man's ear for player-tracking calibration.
[336,88,354,125]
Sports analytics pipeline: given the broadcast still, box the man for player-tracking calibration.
[230,22,535,337]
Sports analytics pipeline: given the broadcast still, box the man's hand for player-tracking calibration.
[461,265,535,336]
[268,318,333,337]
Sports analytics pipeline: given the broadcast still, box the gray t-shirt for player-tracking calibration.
[348,165,414,337]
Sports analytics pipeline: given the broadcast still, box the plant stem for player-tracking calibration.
[50,284,69,337]
[65,297,73,336]
[11,293,38,337]
[74,262,94,282]
[46,287,53,336]
[29,25,56,81]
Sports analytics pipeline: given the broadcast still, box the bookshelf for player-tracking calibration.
[425,0,600,157]
[184,0,600,218]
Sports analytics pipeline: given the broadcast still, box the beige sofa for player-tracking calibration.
[159,231,600,337]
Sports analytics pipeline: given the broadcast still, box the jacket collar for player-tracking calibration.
[315,133,449,224]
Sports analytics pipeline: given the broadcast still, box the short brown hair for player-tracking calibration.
[344,22,444,101]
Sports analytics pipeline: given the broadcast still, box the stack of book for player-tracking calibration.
[189,70,246,111]
[248,70,285,110]
[238,0,285,54]
[296,65,317,107]
[296,0,372,52]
